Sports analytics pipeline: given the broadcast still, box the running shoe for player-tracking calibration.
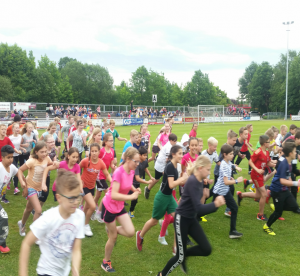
[248,171,251,175]
[128,211,135,218]
[278,217,285,221]
[200,216,207,222]
[159,219,168,236]
[144,186,150,199]
[266,189,271,204]
[136,231,143,251]
[263,223,276,235]
[14,187,20,195]
[35,240,41,245]
[1,198,9,204]
[97,214,104,223]
[18,220,26,237]
[257,213,268,221]
[101,260,116,273]
[229,230,243,239]
[243,179,249,192]
[237,191,242,206]
[84,224,93,237]
[90,212,96,221]
[224,211,231,217]
[0,245,10,253]
[7,183,10,190]
[158,235,168,245]
[249,187,256,193]
[186,237,194,246]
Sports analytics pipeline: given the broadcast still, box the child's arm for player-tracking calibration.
[249,159,264,174]
[168,173,188,189]
[19,231,37,276]
[76,173,83,193]
[20,137,29,148]
[42,163,59,191]
[135,175,152,185]
[82,135,87,147]
[111,181,140,201]
[157,139,162,150]
[145,168,155,181]
[245,140,254,152]
[280,178,300,187]
[14,147,22,155]
[181,164,186,177]
[117,137,127,142]
[110,160,116,171]
[223,176,243,185]
[39,134,44,141]
[267,160,276,168]
[71,238,82,276]
[102,168,112,183]
[17,164,29,188]
[66,135,74,150]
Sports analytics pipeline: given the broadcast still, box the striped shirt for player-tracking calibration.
[213,160,232,196]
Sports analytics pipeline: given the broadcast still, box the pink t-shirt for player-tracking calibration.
[181,152,198,168]
[52,161,80,191]
[189,129,197,138]
[99,147,115,180]
[103,165,134,213]
[159,133,170,147]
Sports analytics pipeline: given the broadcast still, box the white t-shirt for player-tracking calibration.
[153,133,162,146]
[0,163,18,197]
[33,129,39,138]
[30,206,85,276]
[9,135,22,156]
[201,149,219,179]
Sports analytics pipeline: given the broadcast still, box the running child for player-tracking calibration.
[197,138,203,155]
[32,121,39,140]
[156,156,225,276]
[213,144,244,239]
[157,123,171,150]
[133,132,144,150]
[283,124,297,142]
[0,146,19,253]
[101,147,141,273]
[54,117,62,157]
[148,127,164,163]
[141,124,151,154]
[275,124,288,147]
[102,122,109,140]
[189,123,198,138]
[19,170,84,276]
[60,115,74,157]
[17,141,53,236]
[39,122,58,143]
[120,129,139,163]
[20,122,37,166]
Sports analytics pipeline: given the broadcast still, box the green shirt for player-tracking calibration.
[84,126,90,141]
[106,128,119,149]
[256,141,261,149]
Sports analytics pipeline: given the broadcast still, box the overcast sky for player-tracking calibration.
[1,0,299,99]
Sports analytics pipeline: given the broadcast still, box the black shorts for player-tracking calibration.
[101,203,127,223]
[53,191,57,202]
[55,140,61,147]
[83,187,95,196]
[152,145,160,154]
[155,169,163,180]
[96,179,109,191]
[203,184,209,189]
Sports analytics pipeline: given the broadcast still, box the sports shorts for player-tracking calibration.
[96,179,109,191]
[101,203,127,223]
[152,190,177,220]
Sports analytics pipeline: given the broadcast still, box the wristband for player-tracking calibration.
[235,179,238,184]
[292,181,298,187]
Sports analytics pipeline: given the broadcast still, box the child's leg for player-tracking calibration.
[116,213,135,237]
[224,192,238,232]
[83,193,96,225]
[140,218,158,238]
[257,186,267,215]
[104,220,117,262]
[160,213,174,237]
[94,190,102,206]
[148,151,156,163]
[130,198,138,212]
[0,204,8,248]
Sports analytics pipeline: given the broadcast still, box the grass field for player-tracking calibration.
[1,120,300,276]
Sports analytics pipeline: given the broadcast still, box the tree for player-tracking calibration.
[288,54,300,114]
[0,75,14,102]
[238,62,258,101]
[58,57,77,70]
[129,66,149,104]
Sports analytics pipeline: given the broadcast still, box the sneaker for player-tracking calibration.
[0,245,10,253]
[224,211,231,217]
[257,213,268,221]
[136,231,143,251]
[248,171,251,175]
[237,191,242,206]
[278,217,285,221]
[14,187,20,195]
[97,216,104,223]
[186,237,194,246]
[158,235,168,245]
[172,247,176,256]
[84,224,93,237]
[1,198,9,204]
[249,187,256,193]
[90,212,96,221]
[263,223,276,235]
[128,211,135,218]
[101,260,116,273]
[270,203,275,211]
[229,230,243,239]
[266,189,271,204]
[18,220,26,237]
[180,259,187,274]
[243,179,249,192]
[7,183,10,190]
[159,220,168,236]
[35,240,41,245]
[200,216,207,222]
[144,186,150,199]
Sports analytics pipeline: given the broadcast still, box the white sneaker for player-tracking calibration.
[158,235,168,245]
[35,240,41,245]
[159,219,168,236]
[90,212,96,221]
[18,220,26,237]
[85,224,93,237]
[97,212,104,223]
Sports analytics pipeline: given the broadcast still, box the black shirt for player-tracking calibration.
[160,162,178,195]
[176,174,218,219]
[233,138,244,162]
[132,160,148,187]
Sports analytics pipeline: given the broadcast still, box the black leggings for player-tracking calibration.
[13,155,21,188]
[235,150,251,171]
[39,176,50,203]
[160,213,212,276]
[267,190,299,228]
[129,187,139,212]
[19,152,30,167]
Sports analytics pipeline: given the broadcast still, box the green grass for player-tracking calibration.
[1,120,300,276]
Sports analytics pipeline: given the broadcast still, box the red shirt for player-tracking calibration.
[80,158,106,189]
[189,129,197,138]
[241,133,251,152]
[0,137,15,161]
[250,148,270,177]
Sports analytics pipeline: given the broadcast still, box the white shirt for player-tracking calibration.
[275,134,283,147]
[153,133,162,146]
[213,160,232,195]
[0,163,18,197]
[30,206,85,276]
[9,134,22,156]
[201,149,219,179]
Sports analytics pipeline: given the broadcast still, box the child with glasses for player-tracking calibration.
[19,169,84,276]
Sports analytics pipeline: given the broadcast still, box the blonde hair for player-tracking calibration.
[43,134,54,143]
[108,119,114,125]
[207,137,218,146]
[197,137,203,143]
[187,155,211,176]
[130,129,139,137]
[47,122,57,131]
[54,117,60,122]
[246,124,252,129]
[82,118,87,123]
[88,128,102,146]
[280,125,288,132]
[227,129,238,139]
[265,128,274,139]
[0,124,7,129]
[122,147,139,165]
[271,126,279,134]
[32,121,37,129]
[21,122,33,135]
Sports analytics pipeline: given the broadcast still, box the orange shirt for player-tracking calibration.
[80,158,106,189]
[6,123,24,136]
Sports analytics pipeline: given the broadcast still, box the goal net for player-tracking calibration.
[197,105,224,124]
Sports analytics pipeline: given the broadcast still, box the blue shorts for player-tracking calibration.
[27,188,41,200]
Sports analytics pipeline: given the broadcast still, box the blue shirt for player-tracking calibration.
[133,141,145,150]
[120,141,133,163]
[270,157,291,192]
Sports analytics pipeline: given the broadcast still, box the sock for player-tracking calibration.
[252,184,255,189]
[139,233,143,239]
[246,180,250,185]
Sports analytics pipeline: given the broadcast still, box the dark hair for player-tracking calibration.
[283,142,296,157]
[139,146,148,155]
[102,133,113,147]
[88,143,100,167]
[167,145,182,160]
[259,135,269,145]
[191,123,197,129]
[168,133,177,142]
[56,169,80,195]
[66,147,79,163]
[188,137,198,145]
[295,131,300,140]
[31,141,47,159]
[1,145,14,157]
[13,115,21,122]
[290,124,297,130]
[239,127,247,135]
[221,144,234,157]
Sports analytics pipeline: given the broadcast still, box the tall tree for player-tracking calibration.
[58,57,77,71]
[129,66,149,104]
[288,54,300,114]
[0,75,14,102]
[238,62,258,101]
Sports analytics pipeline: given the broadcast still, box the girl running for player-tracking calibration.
[156,156,225,276]
[54,117,62,158]
[148,127,164,163]
[32,121,39,139]
[17,141,53,236]
[136,145,188,252]
[20,122,37,167]
[157,123,171,149]
[80,143,111,237]
[189,123,198,138]
[101,147,141,273]
[39,122,58,143]
[141,124,151,154]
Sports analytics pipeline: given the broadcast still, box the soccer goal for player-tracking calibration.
[197,105,225,124]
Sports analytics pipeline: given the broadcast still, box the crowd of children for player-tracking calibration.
[1,118,300,275]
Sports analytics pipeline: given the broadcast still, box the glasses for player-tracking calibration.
[131,159,140,165]
[59,193,83,203]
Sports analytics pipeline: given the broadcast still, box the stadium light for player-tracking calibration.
[283,21,294,120]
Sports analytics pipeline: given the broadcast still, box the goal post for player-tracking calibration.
[197,105,225,124]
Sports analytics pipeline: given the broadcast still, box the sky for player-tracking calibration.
[1,0,300,99]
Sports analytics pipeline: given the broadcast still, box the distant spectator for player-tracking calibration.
[10,111,15,119]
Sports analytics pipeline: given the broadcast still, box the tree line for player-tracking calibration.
[238,50,300,114]
[0,43,231,107]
